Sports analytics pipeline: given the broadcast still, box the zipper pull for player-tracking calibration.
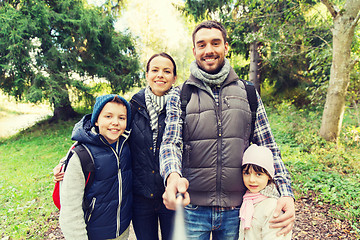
[223,97,230,108]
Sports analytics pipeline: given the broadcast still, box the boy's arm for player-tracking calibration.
[59,153,88,239]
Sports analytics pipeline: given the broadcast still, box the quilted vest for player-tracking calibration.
[84,137,132,239]
[129,89,166,199]
[182,68,251,207]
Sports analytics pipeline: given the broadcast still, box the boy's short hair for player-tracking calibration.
[192,20,227,46]
[91,94,129,126]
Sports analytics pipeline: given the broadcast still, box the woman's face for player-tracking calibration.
[146,56,177,96]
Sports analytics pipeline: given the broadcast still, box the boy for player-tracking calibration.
[59,94,132,240]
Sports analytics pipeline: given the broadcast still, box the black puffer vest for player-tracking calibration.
[182,68,251,207]
[129,89,166,199]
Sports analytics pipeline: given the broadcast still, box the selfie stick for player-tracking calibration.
[171,193,187,240]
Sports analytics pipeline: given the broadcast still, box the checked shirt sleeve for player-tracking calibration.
[252,92,294,199]
[160,86,183,185]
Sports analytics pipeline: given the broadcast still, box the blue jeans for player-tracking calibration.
[132,195,175,240]
[184,204,240,240]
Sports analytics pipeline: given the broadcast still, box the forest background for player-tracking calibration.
[0,0,359,239]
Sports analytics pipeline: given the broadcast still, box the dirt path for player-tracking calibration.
[0,113,51,138]
[44,193,359,240]
[0,95,52,139]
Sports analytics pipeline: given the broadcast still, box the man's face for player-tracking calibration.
[193,28,228,74]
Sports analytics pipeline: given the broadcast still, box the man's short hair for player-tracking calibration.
[192,20,227,46]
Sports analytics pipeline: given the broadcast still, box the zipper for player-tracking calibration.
[100,131,131,236]
[216,88,223,207]
[86,197,96,223]
[117,131,130,236]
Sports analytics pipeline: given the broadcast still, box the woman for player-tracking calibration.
[129,52,177,240]
[54,52,177,240]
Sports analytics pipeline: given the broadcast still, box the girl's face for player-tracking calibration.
[95,102,127,144]
[146,56,177,96]
[242,166,270,193]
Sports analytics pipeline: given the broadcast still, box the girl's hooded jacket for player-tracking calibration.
[59,111,132,240]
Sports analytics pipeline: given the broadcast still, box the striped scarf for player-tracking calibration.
[145,86,169,149]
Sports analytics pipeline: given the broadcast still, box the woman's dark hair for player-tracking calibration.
[192,20,227,46]
[146,52,177,76]
[242,164,274,183]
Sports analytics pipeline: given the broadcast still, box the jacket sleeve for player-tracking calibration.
[59,153,88,240]
[262,202,292,240]
[159,86,183,185]
[252,92,294,199]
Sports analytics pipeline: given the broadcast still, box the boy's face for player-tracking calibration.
[95,102,127,144]
[193,27,228,74]
[242,166,270,193]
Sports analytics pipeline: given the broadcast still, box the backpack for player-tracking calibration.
[52,142,95,210]
[180,79,258,142]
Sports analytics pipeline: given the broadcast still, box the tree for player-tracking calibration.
[121,0,193,83]
[0,0,140,121]
[180,0,318,95]
[319,0,360,141]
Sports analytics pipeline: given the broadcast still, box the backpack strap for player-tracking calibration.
[241,79,258,143]
[72,144,95,188]
[180,82,194,121]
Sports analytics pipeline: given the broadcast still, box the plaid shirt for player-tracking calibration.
[160,85,294,198]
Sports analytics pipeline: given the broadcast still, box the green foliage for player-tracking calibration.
[267,101,360,234]
[0,0,140,112]
[181,0,360,110]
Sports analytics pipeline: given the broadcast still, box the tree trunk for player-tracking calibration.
[319,1,360,141]
[49,94,80,122]
[50,104,79,122]
[249,41,261,94]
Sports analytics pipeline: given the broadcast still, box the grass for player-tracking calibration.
[0,101,359,238]
[0,118,79,239]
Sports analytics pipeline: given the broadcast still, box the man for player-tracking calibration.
[160,20,295,239]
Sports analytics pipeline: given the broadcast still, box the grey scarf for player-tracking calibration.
[190,58,231,87]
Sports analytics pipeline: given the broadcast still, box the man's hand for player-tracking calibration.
[53,163,64,182]
[162,173,190,210]
[269,196,295,236]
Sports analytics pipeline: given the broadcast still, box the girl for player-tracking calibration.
[239,144,292,240]
[129,52,177,240]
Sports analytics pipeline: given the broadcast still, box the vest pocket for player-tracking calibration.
[223,96,248,109]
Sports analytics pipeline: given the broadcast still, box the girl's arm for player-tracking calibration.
[59,153,88,239]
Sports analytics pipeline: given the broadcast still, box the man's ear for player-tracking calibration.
[224,42,229,55]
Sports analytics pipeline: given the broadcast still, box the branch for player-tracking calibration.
[350,57,359,69]
[354,12,360,26]
[321,0,337,18]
